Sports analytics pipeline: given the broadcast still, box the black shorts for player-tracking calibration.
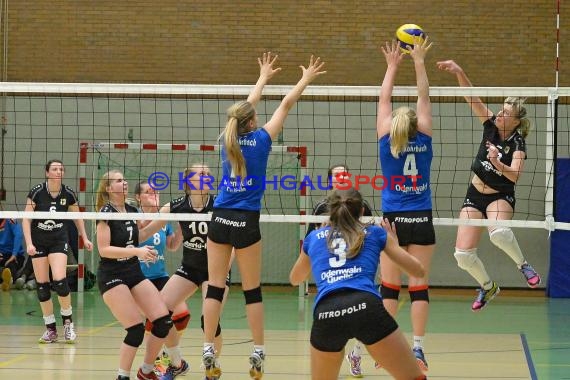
[383,210,435,246]
[149,276,169,291]
[311,289,398,352]
[208,208,261,249]
[462,184,516,218]
[97,258,147,295]
[174,263,231,287]
[31,240,70,258]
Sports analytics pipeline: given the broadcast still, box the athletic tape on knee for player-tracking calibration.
[124,323,145,347]
[36,282,51,302]
[151,315,173,338]
[380,281,400,300]
[52,278,70,297]
[453,248,479,270]
[489,227,525,265]
[144,318,152,333]
[172,311,190,332]
[408,285,430,303]
[243,286,262,304]
[205,284,225,303]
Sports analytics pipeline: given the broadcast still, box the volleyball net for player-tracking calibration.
[0,83,568,288]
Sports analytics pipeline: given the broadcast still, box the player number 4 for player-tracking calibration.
[403,153,418,177]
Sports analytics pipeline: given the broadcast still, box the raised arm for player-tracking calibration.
[247,52,282,108]
[377,40,404,138]
[410,37,433,136]
[436,59,492,123]
[138,203,170,242]
[263,55,326,140]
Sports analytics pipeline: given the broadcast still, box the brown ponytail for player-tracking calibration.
[327,189,365,258]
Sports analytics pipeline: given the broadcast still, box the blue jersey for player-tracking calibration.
[139,223,174,280]
[379,132,432,212]
[303,225,387,306]
[0,219,24,257]
[214,128,272,211]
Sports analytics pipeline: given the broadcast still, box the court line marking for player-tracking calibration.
[520,332,538,380]
[81,320,120,336]
[0,355,28,367]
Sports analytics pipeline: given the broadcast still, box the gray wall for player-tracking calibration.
[1,93,563,287]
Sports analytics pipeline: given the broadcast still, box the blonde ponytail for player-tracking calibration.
[95,170,121,211]
[221,101,255,178]
[505,97,532,138]
[390,107,417,158]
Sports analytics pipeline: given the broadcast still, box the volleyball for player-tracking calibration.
[396,24,426,53]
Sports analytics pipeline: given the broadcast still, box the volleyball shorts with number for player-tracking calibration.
[208,208,261,249]
[311,289,398,352]
[382,210,435,246]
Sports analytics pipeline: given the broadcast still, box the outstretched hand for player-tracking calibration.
[380,218,400,244]
[409,36,432,62]
[258,51,282,81]
[300,55,327,83]
[436,59,462,74]
[381,40,404,67]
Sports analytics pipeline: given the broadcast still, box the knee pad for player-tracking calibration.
[52,278,70,297]
[124,323,145,347]
[409,285,429,303]
[151,315,173,338]
[201,315,222,337]
[489,227,515,250]
[206,284,225,303]
[454,248,478,270]
[172,311,190,332]
[380,281,400,300]
[36,282,52,302]
[244,286,262,305]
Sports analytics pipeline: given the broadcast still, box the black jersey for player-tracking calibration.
[27,182,78,240]
[170,194,214,269]
[98,202,139,264]
[471,117,526,193]
[305,197,373,237]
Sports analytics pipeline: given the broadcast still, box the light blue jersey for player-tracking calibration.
[214,128,272,211]
[379,131,433,212]
[139,223,174,280]
[303,225,387,307]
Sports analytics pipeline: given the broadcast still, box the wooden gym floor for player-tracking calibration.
[0,287,568,379]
